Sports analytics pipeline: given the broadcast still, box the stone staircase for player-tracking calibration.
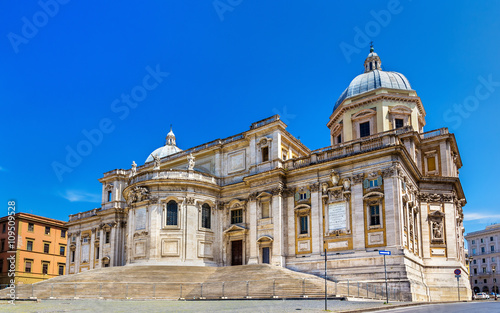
[1,265,339,300]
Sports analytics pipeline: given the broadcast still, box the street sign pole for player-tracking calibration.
[384,254,388,304]
[324,248,327,311]
[379,250,391,304]
[457,275,460,301]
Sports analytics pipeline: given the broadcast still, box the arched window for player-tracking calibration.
[166,200,178,226]
[201,203,211,229]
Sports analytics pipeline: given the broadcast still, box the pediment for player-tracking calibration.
[223,224,248,234]
[257,235,273,243]
[363,191,384,199]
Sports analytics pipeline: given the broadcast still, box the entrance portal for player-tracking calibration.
[262,247,270,264]
[231,240,243,265]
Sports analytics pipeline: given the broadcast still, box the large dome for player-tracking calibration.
[145,128,182,163]
[333,47,413,112]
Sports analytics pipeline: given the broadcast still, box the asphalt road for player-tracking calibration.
[375,301,500,313]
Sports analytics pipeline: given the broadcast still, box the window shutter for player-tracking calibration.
[377,176,383,186]
[294,192,300,202]
[363,179,369,189]
[306,190,310,199]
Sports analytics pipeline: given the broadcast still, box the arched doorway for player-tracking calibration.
[473,286,480,294]
[482,286,489,293]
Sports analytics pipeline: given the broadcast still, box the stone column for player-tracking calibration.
[149,204,160,260]
[89,230,95,269]
[75,233,81,272]
[420,201,431,259]
[444,202,457,260]
[310,183,321,255]
[247,196,258,264]
[383,176,398,247]
[272,187,285,266]
[110,224,116,267]
[351,180,365,250]
[286,194,295,256]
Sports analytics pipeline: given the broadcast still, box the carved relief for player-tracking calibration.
[381,165,396,178]
[152,154,160,170]
[352,173,364,184]
[129,161,137,177]
[342,178,351,191]
[330,170,340,186]
[310,182,320,192]
[186,197,195,205]
[187,153,196,171]
[127,186,150,204]
[248,192,258,201]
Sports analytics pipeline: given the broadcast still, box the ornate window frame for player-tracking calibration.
[257,137,273,164]
[198,200,215,231]
[388,105,412,129]
[330,122,343,145]
[162,197,181,230]
[295,204,311,238]
[352,109,377,139]
[424,150,439,176]
[364,191,384,229]
[257,192,273,220]
[227,199,246,225]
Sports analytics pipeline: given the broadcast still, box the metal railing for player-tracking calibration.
[0,277,410,301]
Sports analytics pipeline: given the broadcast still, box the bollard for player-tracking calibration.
[153,283,156,299]
[126,283,129,299]
[246,281,249,298]
[51,284,54,298]
[302,279,305,297]
[347,280,349,296]
[100,283,102,298]
[32,284,34,298]
[222,282,225,298]
[180,284,183,299]
[357,282,360,297]
[200,283,203,298]
[74,284,77,298]
[273,279,276,298]
[367,283,369,298]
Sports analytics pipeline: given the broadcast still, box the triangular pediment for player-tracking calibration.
[223,224,248,234]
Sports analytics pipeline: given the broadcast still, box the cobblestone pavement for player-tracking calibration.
[0,299,409,313]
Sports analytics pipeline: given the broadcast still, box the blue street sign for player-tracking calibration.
[379,250,391,255]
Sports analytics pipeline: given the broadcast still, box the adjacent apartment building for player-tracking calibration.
[466,223,500,294]
[0,213,68,285]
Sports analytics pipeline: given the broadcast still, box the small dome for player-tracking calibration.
[333,47,413,112]
[145,127,182,163]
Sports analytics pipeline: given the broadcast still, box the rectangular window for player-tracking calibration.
[370,205,381,226]
[300,216,308,235]
[473,259,477,264]
[282,150,288,160]
[44,243,50,254]
[0,259,3,273]
[369,179,379,187]
[28,223,34,232]
[474,268,477,274]
[25,261,32,273]
[105,231,110,244]
[427,156,436,172]
[83,237,88,244]
[299,192,307,200]
[201,204,211,229]
[475,280,477,284]
[491,246,495,252]
[482,258,486,263]
[58,265,64,276]
[107,190,112,202]
[95,247,100,259]
[482,247,485,253]
[231,209,243,224]
[484,279,487,283]
[483,268,487,273]
[45,226,50,235]
[60,246,65,256]
[42,263,49,275]
[166,201,178,226]
[262,146,269,162]
[491,237,494,241]
[0,239,4,252]
[27,240,33,251]
[71,250,75,263]
[261,202,270,219]
[481,238,484,243]
[359,121,370,138]
[395,118,404,128]
[61,230,66,238]
[472,240,475,244]
[492,257,496,262]
[337,134,342,144]
[2,223,5,233]
[473,248,476,255]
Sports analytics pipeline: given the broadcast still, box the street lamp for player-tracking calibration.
[493,266,497,300]
[469,256,474,299]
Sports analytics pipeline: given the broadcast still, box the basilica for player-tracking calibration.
[65,47,469,301]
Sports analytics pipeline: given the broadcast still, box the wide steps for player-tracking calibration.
[2,265,337,300]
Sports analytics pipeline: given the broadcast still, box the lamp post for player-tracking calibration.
[469,256,474,299]
[493,266,497,300]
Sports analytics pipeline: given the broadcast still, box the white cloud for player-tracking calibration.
[60,190,100,203]
[464,212,500,221]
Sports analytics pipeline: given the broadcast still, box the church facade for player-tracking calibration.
[65,48,469,301]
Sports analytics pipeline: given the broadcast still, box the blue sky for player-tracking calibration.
[0,1,499,236]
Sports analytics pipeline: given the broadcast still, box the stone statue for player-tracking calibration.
[432,221,443,239]
[330,170,340,186]
[187,153,195,171]
[152,154,160,170]
[130,161,137,177]
[321,183,329,195]
[343,178,351,191]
